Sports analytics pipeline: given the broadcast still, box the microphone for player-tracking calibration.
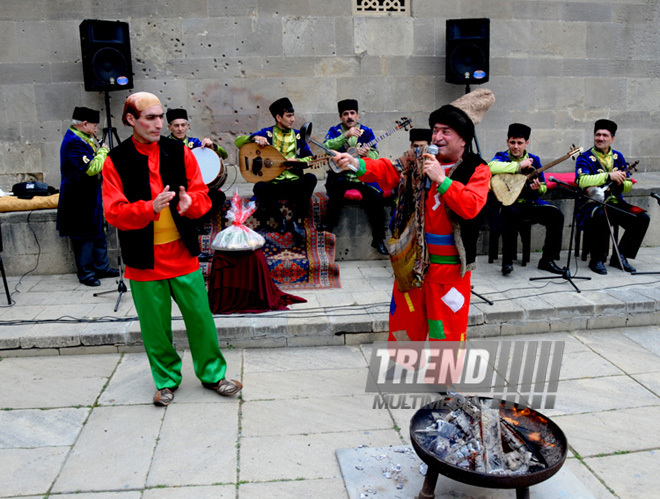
[548,176,575,190]
[651,192,660,204]
[424,145,439,192]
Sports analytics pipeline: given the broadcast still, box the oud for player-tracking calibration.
[238,143,330,183]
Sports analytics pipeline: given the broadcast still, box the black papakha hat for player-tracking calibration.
[72,106,100,123]
[507,123,531,140]
[428,105,475,143]
[269,97,294,118]
[409,128,432,144]
[594,119,617,136]
[166,108,188,123]
[338,99,358,114]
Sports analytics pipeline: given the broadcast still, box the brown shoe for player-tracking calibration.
[202,379,243,396]
[153,386,178,407]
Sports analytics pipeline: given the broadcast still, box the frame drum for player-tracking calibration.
[192,147,227,189]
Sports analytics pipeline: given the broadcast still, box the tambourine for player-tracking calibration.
[192,147,227,189]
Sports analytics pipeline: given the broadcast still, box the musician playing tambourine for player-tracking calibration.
[575,119,650,275]
[488,123,565,276]
[234,97,316,241]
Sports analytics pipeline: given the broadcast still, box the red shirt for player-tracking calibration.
[103,138,211,281]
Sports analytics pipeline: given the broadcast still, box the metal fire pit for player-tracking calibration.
[410,396,567,499]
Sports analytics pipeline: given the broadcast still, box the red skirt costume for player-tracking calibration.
[358,157,490,342]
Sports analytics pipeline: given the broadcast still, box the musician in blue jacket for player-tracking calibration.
[166,108,228,159]
[321,99,388,255]
[489,123,564,276]
[235,97,316,240]
[575,119,649,274]
[57,106,118,286]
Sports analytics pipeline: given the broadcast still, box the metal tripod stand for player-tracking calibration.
[93,91,128,312]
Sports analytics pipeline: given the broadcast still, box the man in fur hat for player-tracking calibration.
[166,107,228,159]
[322,99,388,255]
[333,104,491,342]
[235,97,316,241]
[575,119,649,274]
[57,106,118,287]
[489,123,564,276]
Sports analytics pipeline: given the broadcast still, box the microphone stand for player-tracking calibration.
[93,90,128,312]
[631,193,660,275]
[529,182,591,292]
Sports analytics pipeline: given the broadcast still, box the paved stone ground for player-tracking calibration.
[2,326,660,498]
[1,248,660,354]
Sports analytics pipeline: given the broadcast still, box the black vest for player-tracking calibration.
[448,152,488,267]
[108,137,201,269]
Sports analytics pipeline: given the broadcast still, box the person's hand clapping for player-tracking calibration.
[177,186,192,214]
[153,185,176,213]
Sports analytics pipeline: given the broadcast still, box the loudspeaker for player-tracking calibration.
[445,18,490,85]
[79,19,134,92]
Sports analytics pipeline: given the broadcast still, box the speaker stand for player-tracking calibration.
[93,91,129,311]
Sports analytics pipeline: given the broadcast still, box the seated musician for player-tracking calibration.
[166,108,228,159]
[321,99,388,255]
[489,123,564,276]
[575,119,649,274]
[166,107,227,220]
[234,97,317,241]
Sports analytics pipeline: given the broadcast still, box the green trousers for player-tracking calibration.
[131,269,227,389]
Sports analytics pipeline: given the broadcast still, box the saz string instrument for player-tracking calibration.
[490,145,583,206]
[342,117,412,159]
[587,160,639,202]
[238,142,330,183]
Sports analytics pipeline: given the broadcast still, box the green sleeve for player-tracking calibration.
[488,160,519,175]
[235,135,252,148]
[355,158,367,177]
[85,147,109,176]
[623,179,633,193]
[538,183,547,196]
[366,148,379,160]
[576,172,609,188]
[214,144,228,160]
[324,134,347,151]
[437,177,453,195]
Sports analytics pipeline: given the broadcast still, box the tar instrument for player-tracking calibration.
[340,117,412,165]
[586,160,639,203]
[490,145,583,206]
[192,146,227,189]
[238,142,329,183]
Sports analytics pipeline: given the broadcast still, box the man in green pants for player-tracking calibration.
[102,91,242,406]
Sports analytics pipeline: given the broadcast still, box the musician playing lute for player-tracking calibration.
[488,123,565,276]
[575,119,650,275]
[234,97,316,241]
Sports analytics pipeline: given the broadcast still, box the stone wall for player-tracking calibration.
[1,0,659,193]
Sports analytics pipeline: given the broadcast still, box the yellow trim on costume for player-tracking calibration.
[404,292,415,312]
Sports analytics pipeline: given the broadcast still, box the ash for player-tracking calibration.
[413,394,549,475]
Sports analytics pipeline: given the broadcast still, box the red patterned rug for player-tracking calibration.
[199,192,341,290]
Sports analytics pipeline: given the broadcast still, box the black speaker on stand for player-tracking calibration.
[80,19,133,311]
[445,18,490,157]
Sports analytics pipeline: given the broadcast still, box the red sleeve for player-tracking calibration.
[102,156,158,231]
[181,146,212,219]
[443,163,491,220]
[357,157,402,193]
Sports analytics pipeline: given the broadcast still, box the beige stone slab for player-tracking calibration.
[573,329,660,374]
[147,403,239,487]
[52,406,164,493]
[142,486,235,498]
[97,352,156,405]
[239,429,400,482]
[0,353,120,379]
[555,405,660,457]
[584,450,660,498]
[244,345,367,373]
[53,493,141,499]
[239,477,347,498]
[241,395,395,438]
[0,447,69,497]
[0,407,89,448]
[544,375,660,417]
[558,349,623,380]
[562,459,615,499]
[242,367,369,401]
[631,371,660,396]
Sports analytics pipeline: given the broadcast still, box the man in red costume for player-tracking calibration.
[102,92,242,406]
[333,105,491,342]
